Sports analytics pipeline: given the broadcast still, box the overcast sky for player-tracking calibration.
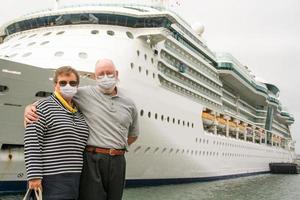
[1,0,299,153]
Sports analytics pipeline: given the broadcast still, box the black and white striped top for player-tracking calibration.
[24,95,89,180]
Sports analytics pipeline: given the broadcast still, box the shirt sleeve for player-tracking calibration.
[128,103,139,137]
[24,107,47,180]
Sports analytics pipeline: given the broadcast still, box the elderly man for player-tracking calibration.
[25,59,139,200]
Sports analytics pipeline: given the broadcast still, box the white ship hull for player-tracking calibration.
[0,5,295,193]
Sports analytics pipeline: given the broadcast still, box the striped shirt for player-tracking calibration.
[24,95,89,180]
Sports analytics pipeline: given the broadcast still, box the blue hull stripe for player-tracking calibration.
[0,171,269,194]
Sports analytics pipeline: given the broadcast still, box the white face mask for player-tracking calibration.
[60,84,77,98]
[97,74,117,93]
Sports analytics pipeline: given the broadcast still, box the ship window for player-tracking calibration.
[161,115,164,121]
[172,118,175,124]
[22,52,32,57]
[167,116,170,122]
[29,34,37,38]
[107,30,114,36]
[56,31,65,35]
[54,51,64,57]
[43,32,52,36]
[192,123,194,128]
[137,50,140,56]
[130,63,134,69]
[35,91,52,97]
[177,119,180,125]
[145,69,149,76]
[187,122,190,127]
[91,30,99,34]
[144,54,147,60]
[183,121,185,126]
[148,112,151,118]
[0,85,9,93]
[152,73,155,79]
[126,31,134,39]
[155,113,158,119]
[78,52,88,59]
[9,53,18,58]
[140,109,144,116]
[138,66,141,73]
[40,41,50,45]
[28,42,36,46]
[195,138,198,143]
[151,58,154,64]
[13,44,21,48]
[19,35,27,40]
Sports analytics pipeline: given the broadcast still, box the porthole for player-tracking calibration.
[56,31,65,35]
[148,112,151,118]
[28,34,37,38]
[107,30,115,36]
[78,52,88,59]
[19,35,27,40]
[43,32,52,36]
[140,110,144,116]
[40,41,50,45]
[126,31,134,39]
[9,53,18,58]
[22,52,32,57]
[54,51,64,57]
[91,30,99,34]
[27,42,36,46]
[12,44,20,48]
[35,91,52,97]
[0,85,9,93]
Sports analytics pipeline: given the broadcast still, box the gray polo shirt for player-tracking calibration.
[73,86,139,149]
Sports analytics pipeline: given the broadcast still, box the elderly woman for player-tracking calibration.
[24,66,89,200]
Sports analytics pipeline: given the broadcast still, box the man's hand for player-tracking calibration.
[24,104,38,125]
[28,179,42,191]
[127,136,138,146]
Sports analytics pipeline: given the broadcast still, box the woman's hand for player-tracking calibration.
[28,179,42,191]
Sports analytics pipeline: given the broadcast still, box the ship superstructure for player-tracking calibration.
[0,2,295,193]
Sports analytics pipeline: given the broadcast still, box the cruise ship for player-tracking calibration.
[0,0,296,193]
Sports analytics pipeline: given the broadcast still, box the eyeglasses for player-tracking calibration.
[58,80,78,87]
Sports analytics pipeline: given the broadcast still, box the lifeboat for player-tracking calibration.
[216,117,227,129]
[238,124,246,132]
[228,121,237,131]
[202,112,215,126]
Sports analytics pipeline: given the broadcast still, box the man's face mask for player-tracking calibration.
[97,74,117,93]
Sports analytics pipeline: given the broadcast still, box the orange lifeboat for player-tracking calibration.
[202,112,215,126]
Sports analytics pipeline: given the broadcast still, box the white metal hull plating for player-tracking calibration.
[0,25,294,191]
